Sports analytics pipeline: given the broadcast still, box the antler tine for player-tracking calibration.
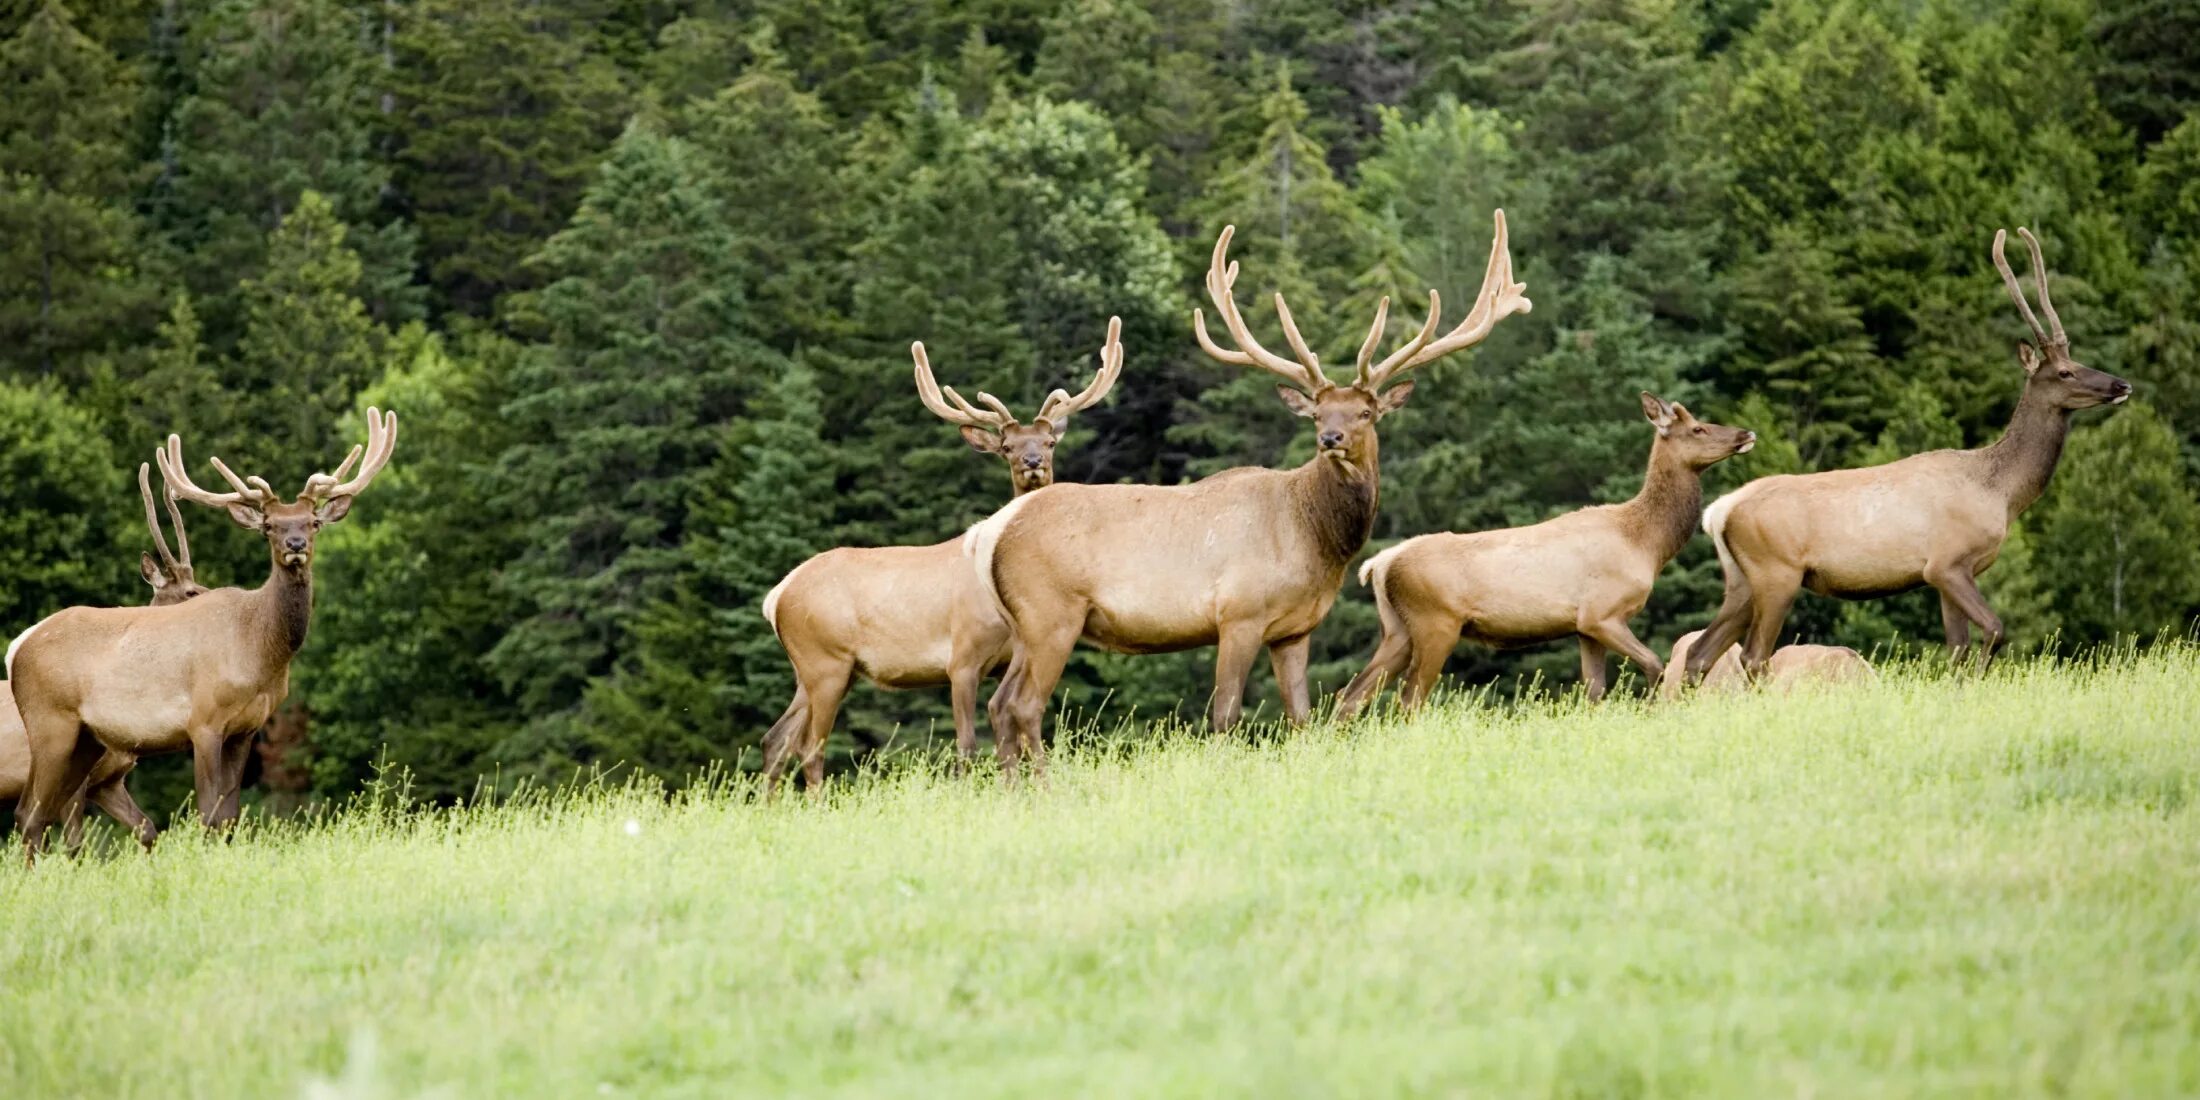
[138,463,180,572]
[1352,296,1391,380]
[1391,208,1532,378]
[163,478,190,566]
[314,407,398,501]
[301,444,364,499]
[1358,290,1442,390]
[912,342,1014,432]
[157,433,253,509]
[2017,227,2066,346]
[972,392,1019,424]
[1037,315,1125,426]
[1191,225,1331,394]
[1993,229,2051,349]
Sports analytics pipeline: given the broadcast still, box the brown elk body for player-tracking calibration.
[1334,394,1754,715]
[1686,228,2130,682]
[969,213,1531,774]
[1656,630,1873,700]
[757,324,1123,790]
[11,411,396,859]
[0,465,208,851]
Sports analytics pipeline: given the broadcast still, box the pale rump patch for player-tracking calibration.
[761,560,808,638]
[962,493,1034,623]
[1357,543,1407,588]
[5,618,47,680]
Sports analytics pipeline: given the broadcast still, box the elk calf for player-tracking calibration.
[970,213,1530,775]
[757,323,1122,791]
[1656,630,1872,700]
[1335,394,1753,714]
[0,465,207,851]
[12,411,396,860]
[1686,227,2130,682]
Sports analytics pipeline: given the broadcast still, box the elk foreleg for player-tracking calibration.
[191,728,251,830]
[1577,636,1610,702]
[82,766,157,851]
[1580,617,1665,701]
[1267,634,1313,726]
[1928,566,2004,672]
[1209,624,1267,733]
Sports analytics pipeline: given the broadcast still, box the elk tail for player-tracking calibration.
[1702,486,1756,607]
[1359,543,1410,644]
[761,560,810,640]
[962,494,1034,625]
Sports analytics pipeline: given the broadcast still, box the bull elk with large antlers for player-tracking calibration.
[757,323,1123,790]
[968,212,1531,775]
[0,465,209,852]
[1686,226,2130,682]
[1335,393,1755,715]
[12,410,397,859]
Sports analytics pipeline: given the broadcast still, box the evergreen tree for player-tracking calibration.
[0,2,159,379]
[585,357,835,780]
[158,0,420,342]
[388,0,629,315]
[2027,404,2200,641]
[485,122,772,746]
[229,191,387,482]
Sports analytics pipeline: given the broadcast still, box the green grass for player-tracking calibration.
[3,648,2198,1098]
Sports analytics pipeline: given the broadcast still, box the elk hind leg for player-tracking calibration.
[1336,630,1412,722]
[758,688,809,796]
[1739,568,1803,680]
[1398,613,1465,715]
[990,613,1083,783]
[1928,565,2004,672]
[19,717,101,864]
[1688,588,1753,684]
[82,762,157,851]
[795,669,852,796]
[1581,617,1666,700]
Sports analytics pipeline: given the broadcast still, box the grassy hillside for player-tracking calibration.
[2,648,2196,1097]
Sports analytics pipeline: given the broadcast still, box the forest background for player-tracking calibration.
[1,0,2196,809]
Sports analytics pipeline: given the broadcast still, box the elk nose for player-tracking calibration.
[1021,454,1044,469]
[284,535,308,553]
[2110,379,2133,400]
[1318,431,1345,449]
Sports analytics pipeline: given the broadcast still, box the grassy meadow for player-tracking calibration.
[2,647,2197,1098]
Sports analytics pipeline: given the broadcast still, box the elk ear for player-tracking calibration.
[959,426,1003,455]
[140,552,166,589]
[1276,386,1318,418]
[1376,380,1416,416]
[315,495,356,525]
[225,502,265,530]
[2016,342,2042,375]
[1640,391,1675,435]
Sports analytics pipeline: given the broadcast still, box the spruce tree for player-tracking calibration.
[0,379,131,624]
[158,0,420,343]
[0,1,159,379]
[485,122,773,738]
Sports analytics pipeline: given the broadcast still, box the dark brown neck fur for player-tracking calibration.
[1617,438,1704,566]
[252,558,315,660]
[1978,390,2071,518]
[1291,441,1381,568]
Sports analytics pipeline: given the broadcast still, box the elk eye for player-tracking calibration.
[2058,368,2074,379]
[1693,425,1707,435]
[1358,410,1372,421]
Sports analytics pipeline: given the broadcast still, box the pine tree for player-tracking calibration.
[485,122,773,740]
[158,0,420,343]
[0,2,159,379]
[388,0,629,316]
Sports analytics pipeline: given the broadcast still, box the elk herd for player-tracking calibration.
[1,212,2135,850]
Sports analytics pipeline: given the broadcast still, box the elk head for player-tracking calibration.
[1993,227,2131,411]
[153,408,398,573]
[912,317,1124,495]
[137,462,206,603]
[1640,393,1756,470]
[1193,211,1531,476]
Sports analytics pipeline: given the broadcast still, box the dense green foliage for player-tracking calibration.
[3,649,2197,1095]
[0,0,2194,803]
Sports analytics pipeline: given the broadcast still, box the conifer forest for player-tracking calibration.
[2,0,2196,808]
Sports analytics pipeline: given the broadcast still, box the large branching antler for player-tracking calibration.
[156,434,269,511]
[1993,226,2067,350]
[138,462,189,573]
[302,407,398,502]
[913,342,1018,433]
[1193,226,1333,395]
[1036,316,1124,429]
[1357,209,1532,392]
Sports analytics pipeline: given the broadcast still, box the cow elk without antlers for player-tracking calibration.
[967,212,1531,776]
[1,465,208,852]
[1335,393,1755,715]
[12,409,397,860]
[1686,226,2130,684]
[1657,630,1873,700]
[758,322,1123,791]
